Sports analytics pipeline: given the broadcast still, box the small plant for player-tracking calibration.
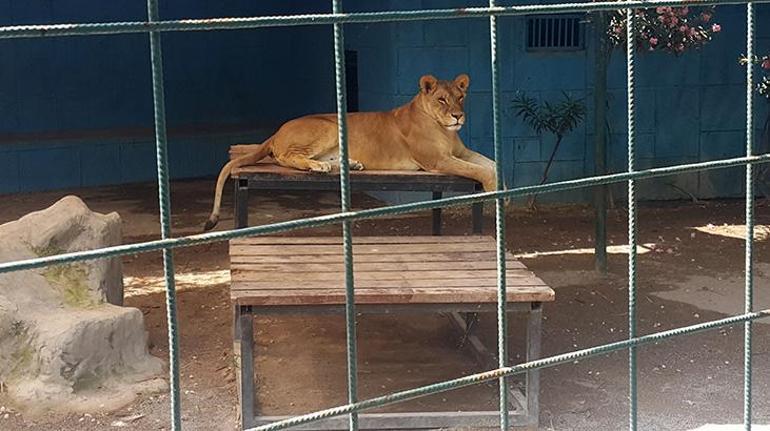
[603,4,721,55]
[512,92,586,209]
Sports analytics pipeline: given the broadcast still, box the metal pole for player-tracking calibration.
[331,1,358,429]
[146,0,181,428]
[743,3,755,429]
[625,7,638,431]
[593,11,609,273]
[488,1,509,429]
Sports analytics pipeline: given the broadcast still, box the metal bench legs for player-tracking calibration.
[234,305,256,429]
[431,188,484,236]
[448,303,542,428]
[234,302,542,430]
[234,180,483,234]
[526,303,542,425]
[235,179,249,229]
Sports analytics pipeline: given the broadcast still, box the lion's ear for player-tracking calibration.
[419,75,438,94]
[454,74,470,92]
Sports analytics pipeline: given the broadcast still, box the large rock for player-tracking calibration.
[0,196,164,413]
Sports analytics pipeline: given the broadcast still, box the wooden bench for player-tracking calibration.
[231,235,555,430]
[228,144,485,235]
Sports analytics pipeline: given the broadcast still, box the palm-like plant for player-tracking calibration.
[513,92,586,209]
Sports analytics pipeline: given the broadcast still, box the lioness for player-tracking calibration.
[204,73,497,231]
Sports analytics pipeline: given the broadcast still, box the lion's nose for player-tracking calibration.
[451,112,464,122]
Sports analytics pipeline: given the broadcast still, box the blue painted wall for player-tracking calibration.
[1,1,769,201]
[0,1,337,193]
[347,1,770,202]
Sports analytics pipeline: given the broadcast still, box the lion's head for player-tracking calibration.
[416,74,470,132]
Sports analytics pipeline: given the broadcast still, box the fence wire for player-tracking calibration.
[488,1,509,428]
[0,1,769,39]
[0,1,766,430]
[330,1,358,429]
[145,0,181,428]
[743,3,756,429]
[625,7,639,431]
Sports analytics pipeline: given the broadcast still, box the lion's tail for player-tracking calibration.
[203,137,274,231]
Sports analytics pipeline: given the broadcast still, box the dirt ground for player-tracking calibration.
[1,179,769,430]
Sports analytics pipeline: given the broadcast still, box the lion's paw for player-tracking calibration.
[349,159,365,171]
[310,161,332,173]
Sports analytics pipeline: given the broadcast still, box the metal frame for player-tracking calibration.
[0,2,767,431]
[233,175,484,234]
[234,302,542,430]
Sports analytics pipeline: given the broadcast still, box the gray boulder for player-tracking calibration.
[0,196,164,413]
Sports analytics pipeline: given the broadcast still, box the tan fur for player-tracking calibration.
[203,73,497,231]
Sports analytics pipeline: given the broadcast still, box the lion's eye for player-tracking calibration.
[458,96,464,102]
[438,97,448,105]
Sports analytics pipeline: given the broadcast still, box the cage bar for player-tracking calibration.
[145,0,182,428]
[625,7,639,431]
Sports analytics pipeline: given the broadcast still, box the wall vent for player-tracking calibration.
[526,15,584,51]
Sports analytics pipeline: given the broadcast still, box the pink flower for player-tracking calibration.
[680,25,688,33]
[649,37,658,46]
[712,23,721,33]
[762,59,770,70]
[678,7,689,16]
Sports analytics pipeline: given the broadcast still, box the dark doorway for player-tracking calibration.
[345,49,359,112]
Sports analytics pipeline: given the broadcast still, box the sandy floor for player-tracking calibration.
[1,179,769,430]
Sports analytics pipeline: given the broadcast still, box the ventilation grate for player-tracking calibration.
[526,15,583,51]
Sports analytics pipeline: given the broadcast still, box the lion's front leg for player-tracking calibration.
[456,147,509,192]
[431,156,496,192]
[457,147,496,171]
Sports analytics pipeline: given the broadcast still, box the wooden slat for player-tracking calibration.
[230,243,493,256]
[231,269,537,282]
[227,235,556,306]
[229,252,500,264]
[230,261,525,273]
[232,236,492,246]
[232,286,554,305]
[230,277,548,290]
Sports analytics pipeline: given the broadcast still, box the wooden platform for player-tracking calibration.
[231,236,554,429]
[229,235,554,307]
[228,145,486,235]
[229,145,481,189]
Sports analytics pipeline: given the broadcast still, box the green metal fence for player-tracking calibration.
[0,1,768,430]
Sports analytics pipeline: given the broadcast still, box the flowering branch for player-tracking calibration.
[604,5,721,55]
[741,54,770,99]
